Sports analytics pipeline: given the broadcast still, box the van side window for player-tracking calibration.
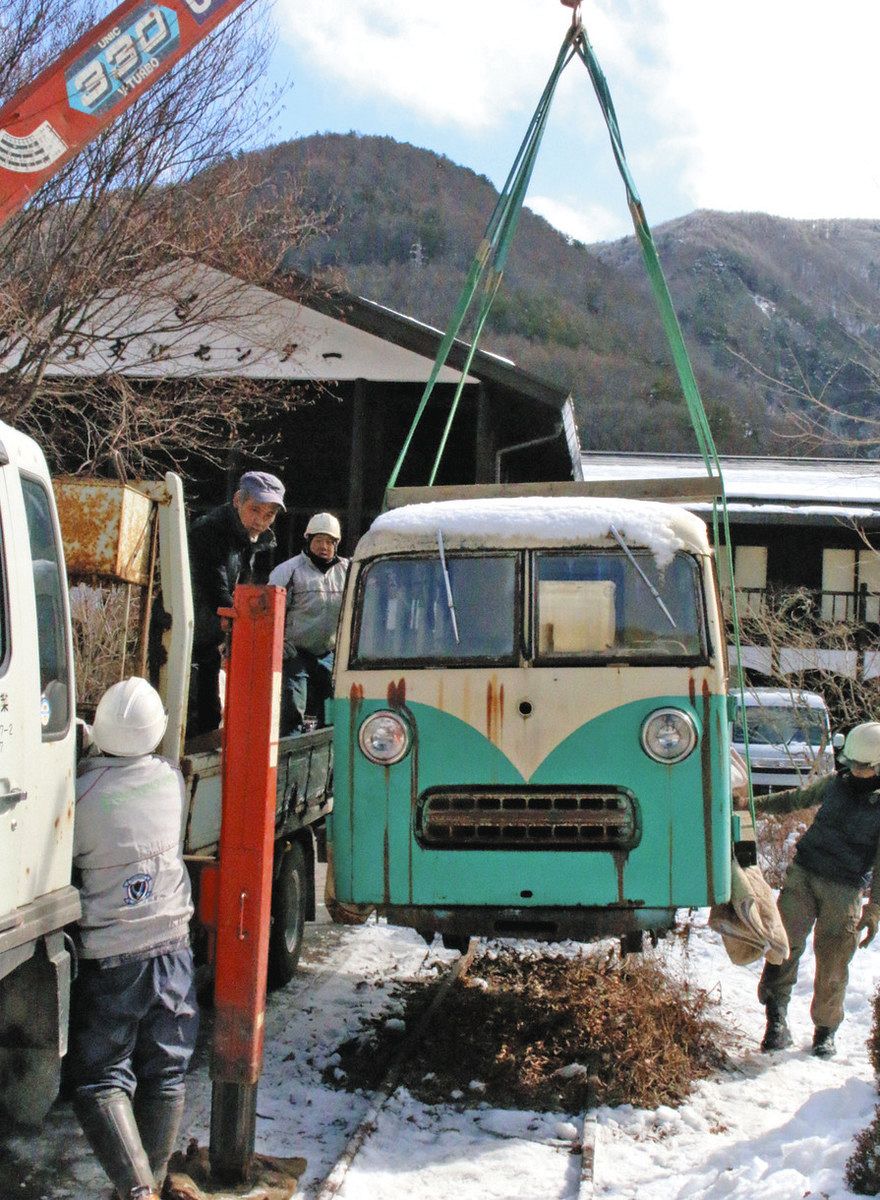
[21,478,70,737]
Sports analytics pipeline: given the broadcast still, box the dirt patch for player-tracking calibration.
[329,943,733,1112]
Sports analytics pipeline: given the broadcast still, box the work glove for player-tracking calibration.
[858,902,880,947]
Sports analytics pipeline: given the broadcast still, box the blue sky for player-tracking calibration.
[265,0,880,245]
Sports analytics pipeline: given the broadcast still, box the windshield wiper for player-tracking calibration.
[437,528,460,644]
[609,524,677,629]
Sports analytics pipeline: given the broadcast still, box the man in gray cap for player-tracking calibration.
[187,470,285,737]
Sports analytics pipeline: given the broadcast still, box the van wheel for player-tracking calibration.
[441,934,471,954]
[268,842,307,990]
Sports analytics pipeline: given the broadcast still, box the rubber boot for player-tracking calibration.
[133,1089,186,1192]
[812,1025,837,1059]
[74,1089,159,1199]
[761,1000,793,1051]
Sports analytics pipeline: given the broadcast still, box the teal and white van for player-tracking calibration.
[328,486,733,946]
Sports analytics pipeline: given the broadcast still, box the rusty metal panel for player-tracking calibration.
[53,477,154,584]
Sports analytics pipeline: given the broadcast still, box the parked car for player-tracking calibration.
[731,687,834,792]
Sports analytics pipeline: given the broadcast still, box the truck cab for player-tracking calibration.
[0,420,81,1126]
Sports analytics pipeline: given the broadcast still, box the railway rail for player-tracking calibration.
[314,938,479,1200]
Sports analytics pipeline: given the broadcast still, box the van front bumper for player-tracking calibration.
[371,904,678,943]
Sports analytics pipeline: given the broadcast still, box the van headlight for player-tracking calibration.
[358,711,412,765]
[640,708,698,764]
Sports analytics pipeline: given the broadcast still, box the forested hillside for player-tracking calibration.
[249,133,880,456]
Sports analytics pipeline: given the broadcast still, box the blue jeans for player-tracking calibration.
[69,947,198,1100]
[281,649,334,733]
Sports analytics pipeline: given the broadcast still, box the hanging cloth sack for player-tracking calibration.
[709,858,789,966]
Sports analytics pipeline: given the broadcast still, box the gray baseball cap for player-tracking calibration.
[237,470,286,511]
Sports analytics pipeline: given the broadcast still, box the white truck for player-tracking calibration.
[731,686,835,793]
[0,419,332,1127]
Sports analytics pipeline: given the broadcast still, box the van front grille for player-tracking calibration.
[417,787,640,851]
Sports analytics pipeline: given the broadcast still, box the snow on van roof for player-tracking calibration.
[358,496,710,565]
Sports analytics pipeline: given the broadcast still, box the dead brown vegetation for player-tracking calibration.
[69,583,145,718]
[756,809,815,889]
[843,986,880,1193]
[330,946,732,1112]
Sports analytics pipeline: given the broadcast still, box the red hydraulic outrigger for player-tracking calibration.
[0,0,252,225]
[197,582,289,1186]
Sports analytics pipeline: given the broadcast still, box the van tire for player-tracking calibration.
[268,842,307,990]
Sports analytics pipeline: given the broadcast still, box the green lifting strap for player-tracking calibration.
[385,28,579,491]
[573,28,755,820]
[383,15,755,816]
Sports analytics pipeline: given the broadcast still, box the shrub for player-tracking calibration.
[846,1105,880,1194]
[756,808,814,889]
[330,945,732,1112]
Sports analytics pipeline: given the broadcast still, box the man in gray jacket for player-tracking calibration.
[69,677,197,1200]
[269,512,349,733]
[746,722,880,1059]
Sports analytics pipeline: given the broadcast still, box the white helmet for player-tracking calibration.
[304,512,341,541]
[842,722,880,768]
[92,677,167,758]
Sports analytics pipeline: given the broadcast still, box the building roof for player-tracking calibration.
[580,452,880,524]
[6,258,583,481]
[24,260,573,414]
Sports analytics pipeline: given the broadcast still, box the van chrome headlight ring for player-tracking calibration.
[358,710,412,765]
[640,708,698,764]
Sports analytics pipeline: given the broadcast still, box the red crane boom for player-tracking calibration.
[0,0,251,225]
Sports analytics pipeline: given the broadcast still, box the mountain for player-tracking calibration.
[245,133,880,456]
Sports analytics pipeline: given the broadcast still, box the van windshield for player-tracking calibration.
[353,554,518,665]
[534,549,706,661]
[733,706,829,747]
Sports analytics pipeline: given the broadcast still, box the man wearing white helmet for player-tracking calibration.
[68,678,196,1200]
[740,721,880,1060]
[269,512,349,733]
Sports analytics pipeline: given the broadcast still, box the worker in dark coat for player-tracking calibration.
[187,470,285,737]
[741,722,880,1059]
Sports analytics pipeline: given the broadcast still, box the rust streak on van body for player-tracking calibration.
[700,679,715,903]
[612,849,628,903]
[348,683,364,872]
[387,678,406,708]
[486,677,504,745]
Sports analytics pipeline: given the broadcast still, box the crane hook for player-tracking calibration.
[560,0,583,34]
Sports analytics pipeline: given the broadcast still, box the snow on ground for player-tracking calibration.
[4,913,880,1199]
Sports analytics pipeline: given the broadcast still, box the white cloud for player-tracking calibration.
[273,0,880,223]
[526,196,626,245]
[648,0,880,219]
[274,0,565,131]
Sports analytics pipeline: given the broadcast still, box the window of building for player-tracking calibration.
[821,548,855,621]
[858,549,880,623]
[733,545,768,616]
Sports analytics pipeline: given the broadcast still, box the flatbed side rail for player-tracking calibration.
[385,477,723,508]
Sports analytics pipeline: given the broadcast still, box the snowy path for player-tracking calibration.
[3,914,880,1199]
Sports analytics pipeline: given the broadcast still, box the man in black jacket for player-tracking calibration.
[187,470,285,737]
[748,722,880,1059]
